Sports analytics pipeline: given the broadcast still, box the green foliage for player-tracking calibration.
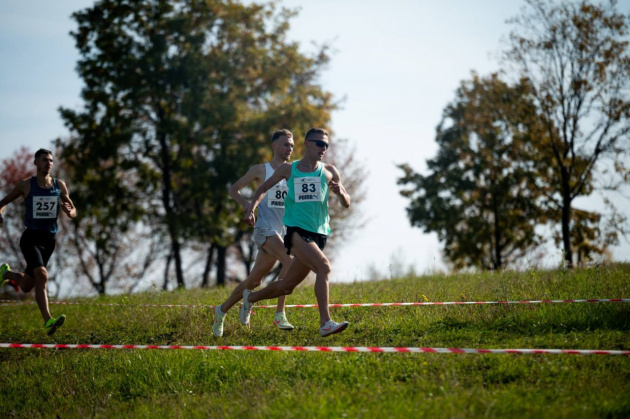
[1,264,629,417]
[398,74,550,270]
[399,1,630,271]
[505,0,630,265]
[56,0,337,289]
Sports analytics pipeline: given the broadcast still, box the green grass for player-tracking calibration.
[1,265,629,418]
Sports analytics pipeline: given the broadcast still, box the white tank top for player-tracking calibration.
[254,163,287,233]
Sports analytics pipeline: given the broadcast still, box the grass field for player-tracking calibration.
[1,265,629,418]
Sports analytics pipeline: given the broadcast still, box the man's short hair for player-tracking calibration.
[304,128,329,141]
[271,129,293,142]
[34,149,53,159]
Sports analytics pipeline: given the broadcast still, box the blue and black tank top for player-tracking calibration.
[24,177,60,234]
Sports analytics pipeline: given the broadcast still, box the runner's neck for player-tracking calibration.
[269,156,287,170]
[36,174,53,189]
[297,158,319,173]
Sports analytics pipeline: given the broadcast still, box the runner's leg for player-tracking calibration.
[32,266,52,323]
[286,235,332,326]
[19,231,55,323]
[248,248,310,304]
[259,234,293,314]
[3,270,26,287]
[219,251,277,313]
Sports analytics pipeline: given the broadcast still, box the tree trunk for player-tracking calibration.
[216,245,226,287]
[492,195,502,270]
[235,230,256,276]
[560,169,573,267]
[158,107,185,287]
[201,244,215,288]
[172,239,185,288]
[163,248,172,291]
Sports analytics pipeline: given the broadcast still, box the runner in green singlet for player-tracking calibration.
[242,128,351,337]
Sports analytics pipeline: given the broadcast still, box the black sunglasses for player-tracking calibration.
[307,140,330,150]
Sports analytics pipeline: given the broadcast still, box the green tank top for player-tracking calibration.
[283,161,330,235]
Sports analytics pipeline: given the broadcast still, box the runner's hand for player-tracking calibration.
[329,180,345,195]
[243,210,256,227]
[61,202,73,216]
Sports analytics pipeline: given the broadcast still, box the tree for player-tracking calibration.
[58,0,338,288]
[325,137,367,255]
[56,141,161,295]
[505,0,630,266]
[398,73,550,270]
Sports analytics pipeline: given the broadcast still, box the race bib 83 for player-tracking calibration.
[294,176,321,202]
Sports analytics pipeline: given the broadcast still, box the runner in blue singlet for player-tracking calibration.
[0,149,77,336]
[242,128,352,337]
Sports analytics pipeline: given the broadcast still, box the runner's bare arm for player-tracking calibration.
[228,164,265,213]
[326,165,350,208]
[243,163,291,226]
[59,180,77,218]
[0,179,29,225]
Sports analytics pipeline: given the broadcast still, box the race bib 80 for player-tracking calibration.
[294,176,321,202]
[33,196,57,219]
[267,183,288,208]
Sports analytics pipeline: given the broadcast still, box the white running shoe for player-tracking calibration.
[240,289,253,325]
[319,320,349,337]
[274,312,295,330]
[213,305,226,337]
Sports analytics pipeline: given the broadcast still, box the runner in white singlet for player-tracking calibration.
[212,129,295,337]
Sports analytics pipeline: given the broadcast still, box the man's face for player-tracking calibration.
[273,135,295,161]
[35,154,54,175]
[305,133,329,161]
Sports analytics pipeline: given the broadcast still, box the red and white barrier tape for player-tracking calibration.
[260,298,630,308]
[0,301,212,309]
[0,343,628,355]
[1,298,629,309]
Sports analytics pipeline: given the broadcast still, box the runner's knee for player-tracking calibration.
[280,282,296,295]
[248,277,263,288]
[33,267,48,284]
[21,281,34,293]
[280,254,292,266]
[314,260,331,277]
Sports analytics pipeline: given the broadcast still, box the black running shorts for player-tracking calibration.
[284,226,327,255]
[19,229,56,277]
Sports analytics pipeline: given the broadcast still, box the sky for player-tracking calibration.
[1,0,629,286]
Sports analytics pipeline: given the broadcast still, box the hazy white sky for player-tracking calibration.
[1,0,629,283]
